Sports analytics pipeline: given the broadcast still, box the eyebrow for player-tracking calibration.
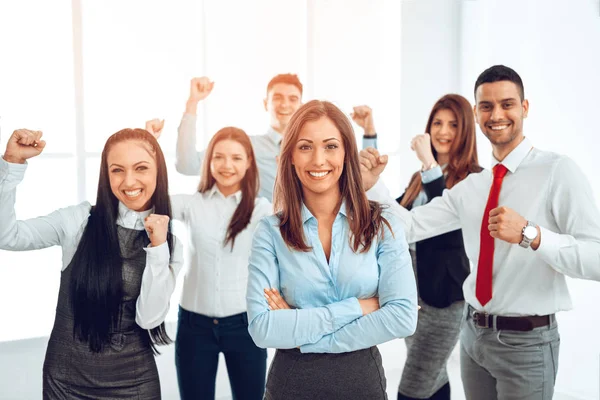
[214,152,244,156]
[109,161,150,168]
[478,97,518,104]
[434,118,457,123]
[298,138,341,143]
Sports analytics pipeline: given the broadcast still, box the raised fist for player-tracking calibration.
[145,118,165,139]
[144,214,170,247]
[188,77,214,103]
[3,129,46,164]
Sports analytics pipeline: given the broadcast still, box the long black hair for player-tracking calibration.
[69,128,173,353]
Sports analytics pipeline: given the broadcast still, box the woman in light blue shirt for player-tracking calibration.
[246,100,418,399]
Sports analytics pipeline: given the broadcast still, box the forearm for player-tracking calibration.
[136,241,182,329]
[300,297,418,353]
[175,114,204,175]
[247,297,362,349]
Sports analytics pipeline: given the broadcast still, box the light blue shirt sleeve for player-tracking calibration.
[246,218,364,349]
[362,136,377,150]
[420,165,443,184]
[299,212,418,353]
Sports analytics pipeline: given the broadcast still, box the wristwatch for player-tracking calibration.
[519,221,538,248]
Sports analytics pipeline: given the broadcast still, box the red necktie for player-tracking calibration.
[475,163,508,306]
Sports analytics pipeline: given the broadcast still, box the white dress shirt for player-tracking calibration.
[0,157,184,329]
[171,186,272,318]
[368,137,600,316]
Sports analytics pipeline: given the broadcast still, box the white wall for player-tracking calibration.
[1,1,599,399]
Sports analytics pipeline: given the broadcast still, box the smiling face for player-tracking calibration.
[264,83,303,134]
[429,108,457,165]
[209,139,251,196]
[291,116,345,199]
[107,140,157,211]
[475,80,529,157]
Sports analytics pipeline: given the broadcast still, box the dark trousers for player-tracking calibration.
[175,307,267,400]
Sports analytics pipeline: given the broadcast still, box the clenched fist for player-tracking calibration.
[145,119,165,139]
[410,134,436,168]
[144,214,170,247]
[3,129,46,164]
[188,77,214,103]
[359,147,388,191]
[351,105,376,136]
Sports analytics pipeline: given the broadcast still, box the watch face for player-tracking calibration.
[524,225,537,240]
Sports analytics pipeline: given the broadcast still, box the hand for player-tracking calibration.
[359,147,388,191]
[3,129,46,164]
[188,77,214,103]
[144,214,170,247]
[351,105,376,136]
[264,288,291,310]
[358,297,380,316]
[410,134,436,167]
[145,118,165,139]
[488,207,540,249]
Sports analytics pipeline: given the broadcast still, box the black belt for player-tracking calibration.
[471,309,553,332]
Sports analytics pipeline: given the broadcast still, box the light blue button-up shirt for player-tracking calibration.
[246,203,418,353]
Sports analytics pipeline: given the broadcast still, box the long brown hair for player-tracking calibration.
[274,100,391,253]
[198,127,259,248]
[400,94,481,207]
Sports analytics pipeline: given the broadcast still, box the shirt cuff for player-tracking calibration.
[0,157,28,188]
[325,297,362,330]
[534,226,563,263]
[420,165,443,184]
[362,136,378,150]
[143,241,170,277]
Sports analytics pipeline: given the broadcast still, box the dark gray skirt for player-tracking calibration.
[265,347,387,400]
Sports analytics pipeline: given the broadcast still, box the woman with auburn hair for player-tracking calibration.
[0,128,182,399]
[246,100,418,399]
[396,94,482,400]
[168,127,272,400]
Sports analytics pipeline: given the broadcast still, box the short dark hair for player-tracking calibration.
[266,73,303,97]
[474,65,525,101]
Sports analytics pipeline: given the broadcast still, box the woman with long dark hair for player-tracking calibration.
[245,100,418,399]
[0,128,182,399]
[168,127,272,399]
[396,94,481,400]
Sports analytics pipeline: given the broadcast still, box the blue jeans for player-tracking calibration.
[460,305,560,400]
[175,307,267,400]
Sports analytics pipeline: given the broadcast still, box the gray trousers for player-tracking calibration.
[460,305,560,400]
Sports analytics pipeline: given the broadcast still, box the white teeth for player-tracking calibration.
[124,189,142,197]
[438,140,450,143]
[309,171,329,178]
[491,125,508,130]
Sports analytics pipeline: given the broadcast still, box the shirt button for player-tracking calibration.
[213,319,219,325]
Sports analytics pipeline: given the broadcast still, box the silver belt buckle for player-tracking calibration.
[472,311,490,328]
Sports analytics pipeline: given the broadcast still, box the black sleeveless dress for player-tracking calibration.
[42,226,161,399]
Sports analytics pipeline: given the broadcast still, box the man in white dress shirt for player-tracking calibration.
[360,65,600,399]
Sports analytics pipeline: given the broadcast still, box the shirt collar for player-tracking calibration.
[116,202,154,230]
[266,127,283,146]
[301,200,348,224]
[208,184,243,204]
[491,137,533,174]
